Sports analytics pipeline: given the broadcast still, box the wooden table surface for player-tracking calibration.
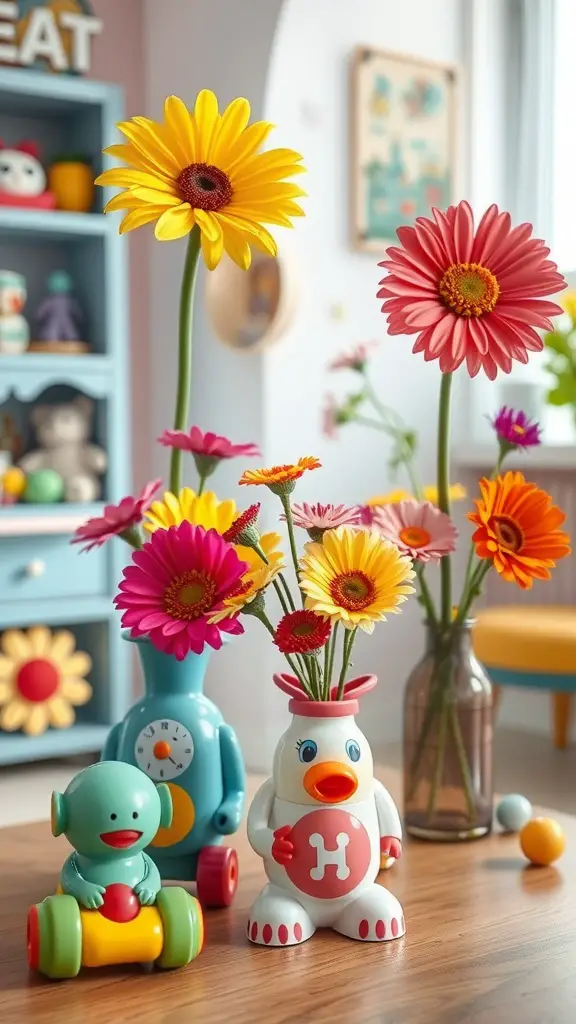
[1,768,576,1024]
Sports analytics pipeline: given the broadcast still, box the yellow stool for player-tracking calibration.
[473,606,576,750]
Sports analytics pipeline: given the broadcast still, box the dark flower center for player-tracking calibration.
[163,569,216,620]
[176,162,233,211]
[491,515,524,553]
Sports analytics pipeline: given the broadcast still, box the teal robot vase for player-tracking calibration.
[102,635,245,907]
[28,762,204,979]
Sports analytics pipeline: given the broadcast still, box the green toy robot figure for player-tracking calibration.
[28,761,204,979]
[52,761,172,909]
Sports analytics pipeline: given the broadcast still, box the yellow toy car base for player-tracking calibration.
[28,884,203,979]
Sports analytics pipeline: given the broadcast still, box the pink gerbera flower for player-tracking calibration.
[158,426,260,480]
[329,342,377,372]
[377,201,566,379]
[492,406,541,449]
[284,502,363,541]
[372,499,457,562]
[72,480,162,553]
[114,521,248,660]
[322,394,340,439]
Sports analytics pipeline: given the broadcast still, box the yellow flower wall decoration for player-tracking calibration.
[0,627,92,736]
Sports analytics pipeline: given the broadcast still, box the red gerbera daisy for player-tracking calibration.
[274,610,331,655]
[377,201,566,379]
[223,503,261,544]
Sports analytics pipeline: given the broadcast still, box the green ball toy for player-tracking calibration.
[23,469,65,504]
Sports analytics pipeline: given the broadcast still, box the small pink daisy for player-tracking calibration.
[115,521,248,660]
[284,502,363,540]
[329,342,377,372]
[492,406,541,449]
[378,200,566,379]
[372,499,457,562]
[71,479,162,553]
[158,426,260,479]
[322,394,340,439]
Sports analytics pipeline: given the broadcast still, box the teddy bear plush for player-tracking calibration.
[19,396,107,503]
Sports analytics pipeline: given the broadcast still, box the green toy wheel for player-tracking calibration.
[29,895,82,979]
[155,886,204,969]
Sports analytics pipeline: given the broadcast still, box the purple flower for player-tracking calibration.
[492,406,541,449]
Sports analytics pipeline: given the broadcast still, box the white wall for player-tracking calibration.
[143,0,467,767]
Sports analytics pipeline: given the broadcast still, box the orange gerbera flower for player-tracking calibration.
[468,471,571,589]
[239,457,321,495]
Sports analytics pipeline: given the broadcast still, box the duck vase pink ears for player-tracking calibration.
[273,672,377,717]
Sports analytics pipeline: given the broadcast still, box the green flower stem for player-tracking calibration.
[406,655,446,800]
[336,627,358,701]
[272,578,290,616]
[280,494,305,606]
[427,689,448,821]
[323,636,331,700]
[325,622,339,697]
[278,572,297,611]
[197,473,207,497]
[416,566,438,628]
[363,378,423,498]
[456,451,506,620]
[253,606,313,697]
[169,225,202,496]
[448,699,477,823]
[254,543,270,565]
[352,413,422,497]
[119,526,142,550]
[437,372,453,627]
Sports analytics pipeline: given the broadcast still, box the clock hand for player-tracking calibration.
[168,756,177,765]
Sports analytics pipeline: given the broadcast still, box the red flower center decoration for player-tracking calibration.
[16,659,59,703]
[330,571,375,611]
[163,569,217,620]
[177,162,233,211]
[439,262,500,318]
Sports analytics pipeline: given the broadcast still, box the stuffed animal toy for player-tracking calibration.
[0,141,56,208]
[19,396,107,503]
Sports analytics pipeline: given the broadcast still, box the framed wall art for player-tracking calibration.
[350,47,458,252]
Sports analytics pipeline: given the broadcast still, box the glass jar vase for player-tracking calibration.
[403,620,493,841]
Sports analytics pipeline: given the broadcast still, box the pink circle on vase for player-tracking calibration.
[283,809,371,899]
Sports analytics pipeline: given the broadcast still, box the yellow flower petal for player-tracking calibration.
[46,629,75,663]
[201,228,224,270]
[104,191,151,213]
[2,629,31,661]
[232,149,305,187]
[28,625,51,657]
[163,95,196,165]
[120,207,165,234]
[154,204,196,241]
[60,677,92,705]
[144,489,236,534]
[232,182,307,204]
[95,168,176,192]
[130,187,182,207]
[24,702,48,736]
[222,121,274,175]
[47,696,75,729]
[117,119,182,177]
[215,212,277,258]
[1,698,27,731]
[63,651,92,676]
[211,96,251,167]
[0,679,12,702]
[194,209,222,244]
[219,219,252,270]
[193,89,220,162]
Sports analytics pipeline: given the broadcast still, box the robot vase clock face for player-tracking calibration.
[135,719,194,782]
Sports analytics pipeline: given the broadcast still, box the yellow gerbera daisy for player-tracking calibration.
[423,483,467,504]
[0,627,92,736]
[300,526,415,633]
[366,489,411,507]
[144,488,236,535]
[95,91,306,269]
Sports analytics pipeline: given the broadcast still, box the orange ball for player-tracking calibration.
[2,466,26,497]
[520,817,566,866]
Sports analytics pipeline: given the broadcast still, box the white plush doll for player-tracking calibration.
[20,396,107,503]
[0,141,47,198]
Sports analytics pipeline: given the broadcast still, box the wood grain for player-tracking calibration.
[1,768,575,1024]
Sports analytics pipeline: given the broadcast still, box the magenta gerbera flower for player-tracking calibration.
[378,201,566,379]
[492,406,541,449]
[372,499,457,562]
[158,426,260,480]
[285,502,363,541]
[329,342,377,372]
[72,479,162,553]
[114,521,249,660]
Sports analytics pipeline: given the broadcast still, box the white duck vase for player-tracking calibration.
[247,673,406,947]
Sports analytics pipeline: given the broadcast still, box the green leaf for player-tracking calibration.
[546,372,576,406]
[544,330,574,358]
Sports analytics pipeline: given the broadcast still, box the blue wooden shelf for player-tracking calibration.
[0,724,111,766]
[0,207,113,240]
[0,69,131,766]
